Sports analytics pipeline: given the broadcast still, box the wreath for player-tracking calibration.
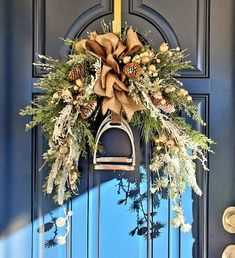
[20,23,213,233]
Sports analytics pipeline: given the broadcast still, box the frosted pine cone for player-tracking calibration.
[80,99,97,119]
[68,64,87,81]
[123,63,142,78]
[159,104,175,113]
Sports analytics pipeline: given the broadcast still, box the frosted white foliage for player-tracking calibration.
[184,159,202,196]
[46,153,63,194]
[52,104,73,145]
[58,168,69,205]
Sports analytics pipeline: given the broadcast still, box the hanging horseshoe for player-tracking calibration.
[93,112,136,171]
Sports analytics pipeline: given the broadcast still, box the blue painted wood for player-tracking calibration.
[2,0,235,258]
[0,0,32,257]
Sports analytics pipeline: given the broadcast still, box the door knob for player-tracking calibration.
[222,245,235,258]
[223,207,235,233]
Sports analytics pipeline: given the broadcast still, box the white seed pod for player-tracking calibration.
[159,43,169,53]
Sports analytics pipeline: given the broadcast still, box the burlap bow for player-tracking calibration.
[80,28,145,121]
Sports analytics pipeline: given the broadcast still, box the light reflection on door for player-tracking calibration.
[32,175,194,258]
[88,166,194,258]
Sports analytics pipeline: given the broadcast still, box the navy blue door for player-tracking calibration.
[1,1,235,257]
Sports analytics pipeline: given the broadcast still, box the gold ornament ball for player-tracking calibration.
[123,56,131,64]
[148,64,157,73]
[160,99,167,105]
[157,59,161,64]
[73,85,79,91]
[165,85,176,93]
[141,56,151,64]
[52,92,59,99]
[187,96,192,101]
[164,87,171,94]
[148,51,154,58]
[140,52,148,57]
[158,134,167,142]
[178,88,188,96]
[59,145,68,154]
[75,79,84,88]
[169,86,176,92]
[156,145,162,151]
[159,43,169,53]
[176,47,181,52]
[132,54,140,61]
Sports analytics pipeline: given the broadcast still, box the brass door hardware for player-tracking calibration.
[223,207,235,234]
[222,245,235,258]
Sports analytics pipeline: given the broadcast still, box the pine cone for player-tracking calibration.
[68,64,87,81]
[123,63,142,78]
[80,99,97,119]
[152,95,175,113]
[159,104,175,113]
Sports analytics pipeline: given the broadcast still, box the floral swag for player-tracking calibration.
[20,23,213,234]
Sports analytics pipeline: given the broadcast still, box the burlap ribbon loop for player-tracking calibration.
[82,27,145,121]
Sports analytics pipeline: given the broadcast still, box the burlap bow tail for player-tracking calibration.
[84,28,145,121]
